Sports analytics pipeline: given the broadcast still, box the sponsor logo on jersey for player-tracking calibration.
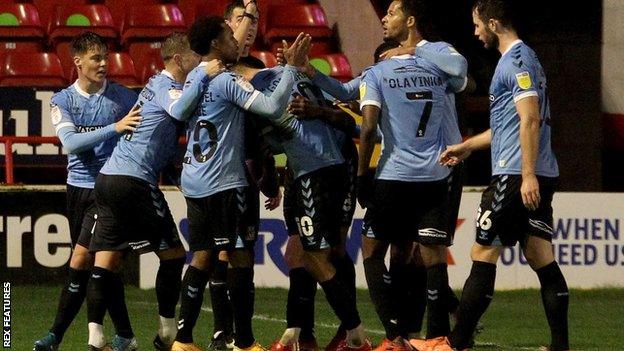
[76,125,105,133]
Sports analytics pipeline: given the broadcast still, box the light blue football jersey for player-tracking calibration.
[180,63,297,198]
[418,40,465,146]
[51,80,137,188]
[101,70,184,184]
[360,55,453,181]
[250,67,344,179]
[489,40,558,177]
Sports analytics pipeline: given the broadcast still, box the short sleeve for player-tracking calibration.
[157,82,183,114]
[503,56,539,103]
[221,73,261,111]
[50,92,75,134]
[360,68,381,109]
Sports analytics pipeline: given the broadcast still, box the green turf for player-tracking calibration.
[10,285,624,350]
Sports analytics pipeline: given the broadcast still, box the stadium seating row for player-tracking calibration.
[0,50,352,87]
[0,1,353,87]
[0,2,335,56]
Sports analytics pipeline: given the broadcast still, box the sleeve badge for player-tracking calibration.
[51,105,62,125]
[515,71,533,90]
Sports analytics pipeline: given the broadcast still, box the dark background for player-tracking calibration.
[372,0,605,191]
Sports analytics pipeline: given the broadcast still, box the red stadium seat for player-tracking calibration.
[0,3,45,56]
[269,39,333,57]
[68,52,139,87]
[129,43,164,84]
[250,50,277,68]
[0,3,45,38]
[309,53,353,81]
[264,4,334,55]
[177,0,229,24]
[120,4,186,46]
[105,0,161,30]
[0,51,67,87]
[48,4,117,43]
[32,0,79,32]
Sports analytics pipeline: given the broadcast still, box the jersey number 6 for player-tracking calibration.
[192,120,218,163]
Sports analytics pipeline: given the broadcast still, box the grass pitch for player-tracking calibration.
[8,285,624,350]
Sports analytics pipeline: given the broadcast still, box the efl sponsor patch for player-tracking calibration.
[236,76,254,92]
[359,82,366,99]
[515,71,532,90]
[51,105,62,125]
[168,88,182,100]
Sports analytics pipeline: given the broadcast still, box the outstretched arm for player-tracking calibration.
[56,105,141,153]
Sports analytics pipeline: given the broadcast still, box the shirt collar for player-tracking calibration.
[416,39,428,47]
[73,79,107,98]
[161,69,175,80]
[502,39,523,56]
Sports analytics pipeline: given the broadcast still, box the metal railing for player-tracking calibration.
[0,136,61,185]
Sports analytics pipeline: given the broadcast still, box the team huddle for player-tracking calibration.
[33,0,570,351]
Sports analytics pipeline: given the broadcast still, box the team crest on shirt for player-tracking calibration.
[515,71,532,90]
[51,104,62,125]
[235,76,254,92]
[359,82,366,99]
[168,88,182,100]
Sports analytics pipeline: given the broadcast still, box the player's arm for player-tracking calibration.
[52,99,141,154]
[288,96,356,135]
[245,34,311,118]
[306,68,361,101]
[356,69,382,208]
[233,0,258,59]
[517,95,541,211]
[168,60,225,121]
[415,44,468,79]
[358,105,379,177]
[439,129,491,166]
[379,42,467,78]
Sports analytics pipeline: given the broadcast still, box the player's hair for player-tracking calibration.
[224,0,245,21]
[70,31,108,57]
[189,16,227,56]
[161,32,191,61]
[397,0,436,40]
[473,0,515,28]
[373,39,400,63]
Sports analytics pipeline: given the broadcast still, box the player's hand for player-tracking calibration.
[439,143,471,166]
[115,105,142,133]
[244,0,258,14]
[356,173,374,209]
[521,173,540,211]
[288,95,321,119]
[282,33,312,68]
[204,59,226,78]
[265,189,282,210]
[379,46,415,61]
[276,47,286,66]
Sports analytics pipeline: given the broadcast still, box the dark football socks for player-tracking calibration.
[228,267,256,348]
[448,261,496,349]
[425,263,450,339]
[156,257,185,318]
[50,268,91,341]
[210,259,233,336]
[320,275,361,330]
[391,261,427,337]
[364,257,400,339]
[287,267,317,335]
[536,262,569,351]
[176,265,210,343]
